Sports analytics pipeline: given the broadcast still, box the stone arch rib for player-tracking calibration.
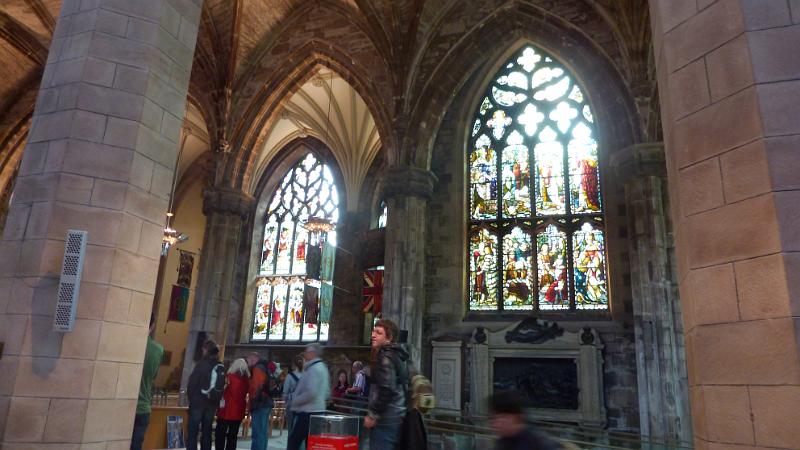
[405,3,641,169]
[226,40,393,192]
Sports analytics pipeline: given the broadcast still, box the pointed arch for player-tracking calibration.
[247,137,343,342]
[226,40,393,192]
[404,2,641,170]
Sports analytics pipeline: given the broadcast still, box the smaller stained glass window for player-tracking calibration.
[537,225,568,310]
[573,222,607,309]
[469,228,499,310]
[502,227,534,310]
[377,200,388,228]
[253,152,340,341]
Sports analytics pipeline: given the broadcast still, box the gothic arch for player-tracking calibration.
[226,41,393,191]
[251,136,347,212]
[240,136,347,342]
[405,2,641,170]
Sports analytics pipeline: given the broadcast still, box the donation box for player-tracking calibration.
[307,414,360,450]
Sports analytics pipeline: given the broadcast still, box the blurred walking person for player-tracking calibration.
[489,390,566,450]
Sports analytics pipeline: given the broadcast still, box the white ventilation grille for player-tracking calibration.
[53,230,87,332]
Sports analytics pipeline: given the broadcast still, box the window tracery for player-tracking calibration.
[468,45,608,312]
[252,153,340,341]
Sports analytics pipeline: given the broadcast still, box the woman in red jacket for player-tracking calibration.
[215,358,250,450]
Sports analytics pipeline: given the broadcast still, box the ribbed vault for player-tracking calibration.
[251,68,381,211]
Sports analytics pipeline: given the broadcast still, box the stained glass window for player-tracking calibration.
[252,153,339,341]
[467,45,608,312]
[377,200,388,228]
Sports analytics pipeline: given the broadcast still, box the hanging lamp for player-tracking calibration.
[161,129,190,255]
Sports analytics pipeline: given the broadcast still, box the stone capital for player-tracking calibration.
[202,187,256,217]
[382,166,438,200]
[609,143,666,180]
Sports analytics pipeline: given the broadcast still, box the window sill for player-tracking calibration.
[463,309,612,323]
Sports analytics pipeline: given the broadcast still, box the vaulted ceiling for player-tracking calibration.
[0,0,654,197]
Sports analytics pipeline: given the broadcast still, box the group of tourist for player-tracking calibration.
[131,316,564,450]
[183,340,279,450]
[131,317,423,450]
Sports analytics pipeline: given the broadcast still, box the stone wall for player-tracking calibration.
[0,0,204,446]
[601,332,639,432]
[650,1,800,447]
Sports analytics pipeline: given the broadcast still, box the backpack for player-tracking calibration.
[204,363,226,403]
[252,360,279,409]
[384,350,435,412]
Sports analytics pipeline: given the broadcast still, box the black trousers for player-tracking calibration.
[187,405,215,450]
[214,419,242,450]
[130,413,150,450]
[287,412,316,450]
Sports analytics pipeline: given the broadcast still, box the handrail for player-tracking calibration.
[327,397,693,449]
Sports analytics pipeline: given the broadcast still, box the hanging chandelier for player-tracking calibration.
[162,213,188,255]
[162,131,190,255]
[303,216,335,234]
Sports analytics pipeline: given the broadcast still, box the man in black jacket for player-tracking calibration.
[489,390,564,450]
[187,340,221,450]
[364,319,408,450]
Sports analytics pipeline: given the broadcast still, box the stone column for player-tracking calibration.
[382,166,436,368]
[651,1,800,448]
[612,143,691,445]
[0,0,202,446]
[327,210,368,346]
[181,187,253,388]
[467,338,490,416]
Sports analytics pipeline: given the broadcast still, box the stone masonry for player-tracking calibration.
[0,0,203,447]
[651,0,800,448]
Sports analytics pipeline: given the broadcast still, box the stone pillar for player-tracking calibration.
[611,143,691,444]
[0,0,202,446]
[382,166,436,368]
[327,210,367,346]
[467,338,490,416]
[181,187,253,388]
[651,1,800,447]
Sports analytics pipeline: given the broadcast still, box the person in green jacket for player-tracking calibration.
[131,314,164,450]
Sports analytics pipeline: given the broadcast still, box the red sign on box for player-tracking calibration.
[307,434,359,450]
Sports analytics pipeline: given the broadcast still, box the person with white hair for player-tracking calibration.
[215,358,250,450]
[286,343,330,450]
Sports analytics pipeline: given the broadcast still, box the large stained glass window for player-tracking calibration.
[468,45,608,312]
[253,153,340,341]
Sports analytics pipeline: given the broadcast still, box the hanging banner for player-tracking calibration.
[320,242,336,282]
[320,282,334,323]
[303,284,320,324]
[168,285,190,322]
[176,251,194,287]
[306,244,322,280]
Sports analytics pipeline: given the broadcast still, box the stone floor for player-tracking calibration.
[235,435,288,449]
